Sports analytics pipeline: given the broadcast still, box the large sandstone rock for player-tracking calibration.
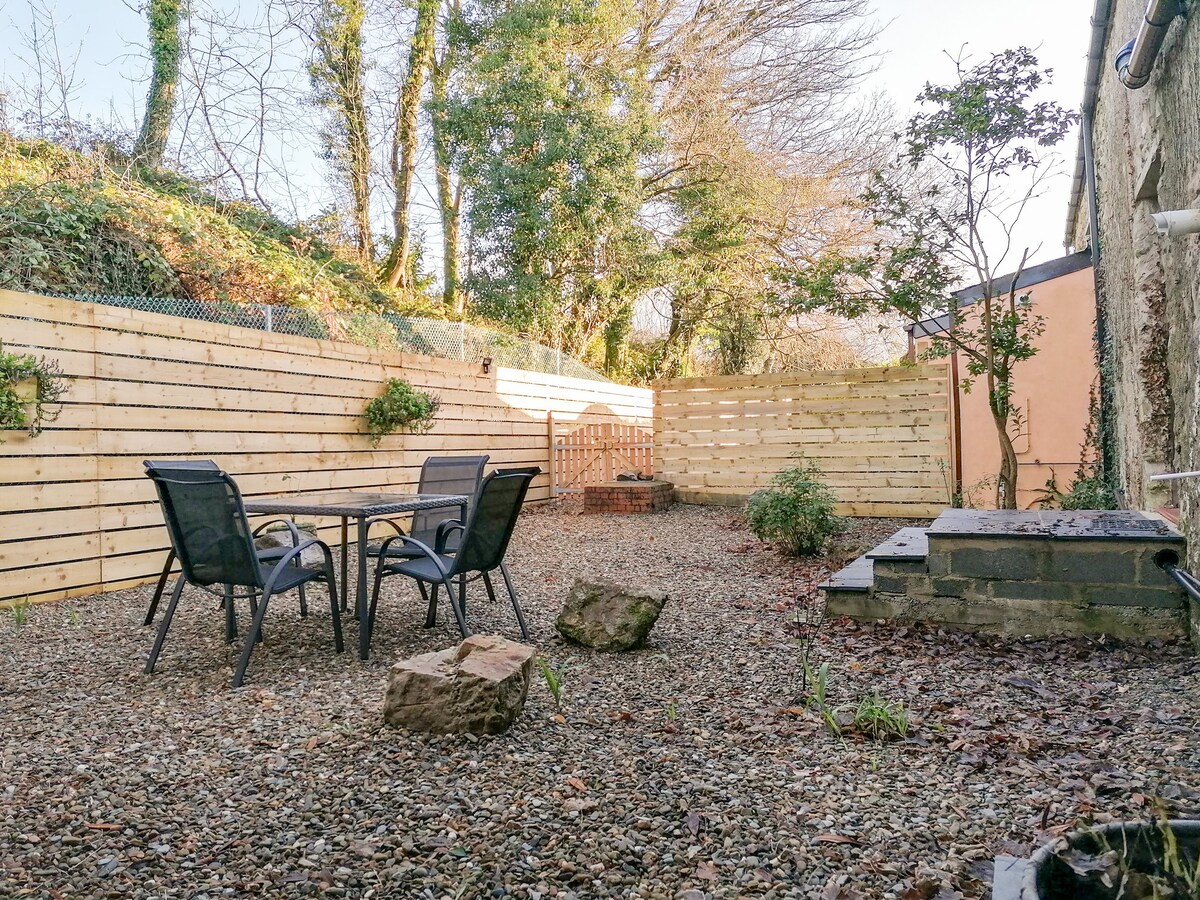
[254,527,325,567]
[383,635,534,734]
[556,578,667,651]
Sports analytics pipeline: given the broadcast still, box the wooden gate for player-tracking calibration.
[548,415,654,495]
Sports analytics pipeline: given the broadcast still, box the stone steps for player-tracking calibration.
[822,510,1189,639]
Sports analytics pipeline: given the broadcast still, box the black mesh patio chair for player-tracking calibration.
[142,461,343,688]
[142,459,312,626]
[365,454,489,560]
[368,467,539,641]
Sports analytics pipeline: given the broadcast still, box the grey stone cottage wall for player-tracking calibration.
[1070,1,1200,584]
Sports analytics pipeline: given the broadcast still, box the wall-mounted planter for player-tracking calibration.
[0,345,68,438]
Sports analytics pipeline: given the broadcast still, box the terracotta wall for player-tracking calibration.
[918,265,1098,509]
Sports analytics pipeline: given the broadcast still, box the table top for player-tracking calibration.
[244,490,469,518]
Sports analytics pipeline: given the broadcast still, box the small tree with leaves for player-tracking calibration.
[785,48,1076,508]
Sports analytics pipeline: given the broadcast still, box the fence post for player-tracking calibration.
[263,305,273,332]
[459,322,466,361]
[547,412,556,497]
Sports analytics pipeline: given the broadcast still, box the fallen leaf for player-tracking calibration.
[696,860,718,881]
[814,833,859,845]
[84,823,120,831]
[566,777,586,792]
[684,810,701,835]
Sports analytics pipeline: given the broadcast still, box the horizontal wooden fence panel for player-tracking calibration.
[654,365,952,517]
[0,290,652,603]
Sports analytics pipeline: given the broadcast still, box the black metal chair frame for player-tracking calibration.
[142,460,312,626]
[368,467,539,642]
[364,454,489,563]
[142,463,344,688]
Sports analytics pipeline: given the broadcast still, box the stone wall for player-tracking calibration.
[1071,3,1200,586]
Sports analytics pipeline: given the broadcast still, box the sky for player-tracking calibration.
[0,0,1097,278]
[865,0,1095,271]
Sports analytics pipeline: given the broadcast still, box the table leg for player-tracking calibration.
[358,516,370,660]
[457,500,469,618]
[340,517,349,612]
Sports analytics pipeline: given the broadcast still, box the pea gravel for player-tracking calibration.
[2,503,1199,899]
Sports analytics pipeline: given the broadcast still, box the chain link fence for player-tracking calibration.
[56,293,610,382]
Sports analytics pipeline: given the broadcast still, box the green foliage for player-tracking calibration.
[747,465,844,556]
[134,0,184,167]
[364,379,440,446]
[803,659,841,736]
[443,0,660,357]
[9,596,31,627]
[0,342,67,438]
[845,693,909,741]
[536,656,564,711]
[0,135,436,315]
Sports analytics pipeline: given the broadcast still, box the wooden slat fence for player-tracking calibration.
[0,290,652,603]
[654,365,952,517]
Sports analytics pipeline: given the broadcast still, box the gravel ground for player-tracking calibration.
[3,502,1200,900]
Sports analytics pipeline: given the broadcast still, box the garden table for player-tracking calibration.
[243,491,469,660]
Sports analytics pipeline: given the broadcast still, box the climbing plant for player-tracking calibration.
[364,378,440,446]
[0,343,68,438]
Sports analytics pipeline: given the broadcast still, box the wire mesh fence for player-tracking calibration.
[55,293,610,382]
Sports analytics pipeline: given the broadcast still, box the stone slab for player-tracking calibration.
[991,855,1028,900]
[927,508,1184,543]
[820,554,873,592]
[865,527,929,561]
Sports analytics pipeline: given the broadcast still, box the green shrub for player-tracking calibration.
[747,464,844,556]
[1061,473,1118,510]
[364,378,440,446]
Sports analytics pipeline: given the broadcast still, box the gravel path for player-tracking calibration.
[2,503,1200,899]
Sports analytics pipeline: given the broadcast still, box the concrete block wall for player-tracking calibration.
[835,535,1188,640]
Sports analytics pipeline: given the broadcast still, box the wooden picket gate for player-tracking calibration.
[548,415,654,495]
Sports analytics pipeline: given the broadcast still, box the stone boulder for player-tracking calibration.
[556,578,667,651]
[254,527,325,567]
[383,635,535,734]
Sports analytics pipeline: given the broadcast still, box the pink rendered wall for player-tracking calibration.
[919,266,1098,509]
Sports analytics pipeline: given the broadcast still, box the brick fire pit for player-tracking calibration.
[583,481,674,514]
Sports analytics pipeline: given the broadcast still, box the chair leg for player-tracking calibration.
[248,592,264,644]
[145,576,186,674]
[369,561,387,635]
[298,584,308,619]
[223,585,238,642]
[499,562,530,641]
[326,563,344,654]
[482,571,498,603]
[458,573,468,616]
[441,576,471,637]
[424,582,439,628]
[233,589,273,688]
[143,551,175,626]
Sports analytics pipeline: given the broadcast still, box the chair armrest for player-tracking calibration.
[365,516,409,539]
[261,539,334,594]
[376,534,451,577]
[251,517,304,545]
[434,521,466,554]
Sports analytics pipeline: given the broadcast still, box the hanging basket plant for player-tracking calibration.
[364,378,440,447]
[0,342,68,439]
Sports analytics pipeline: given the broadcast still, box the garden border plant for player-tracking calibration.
[747,462,845,556]
[364,377,440,447]
[0,342,67,440]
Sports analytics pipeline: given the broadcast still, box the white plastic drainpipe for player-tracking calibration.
[1150,471,1200,482]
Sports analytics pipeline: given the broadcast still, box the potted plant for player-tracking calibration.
[1021,819,1200,898]
[0,342,67,439]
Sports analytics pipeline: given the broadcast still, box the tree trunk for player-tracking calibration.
[134,0,184,168]
[430,50,463,312]
[382,0,438,290]
[311,0,375,266]
[991,409,1019,508]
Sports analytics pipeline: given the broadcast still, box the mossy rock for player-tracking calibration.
[556,578,667,652]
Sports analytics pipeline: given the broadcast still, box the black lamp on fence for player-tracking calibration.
[481,356,493,374]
